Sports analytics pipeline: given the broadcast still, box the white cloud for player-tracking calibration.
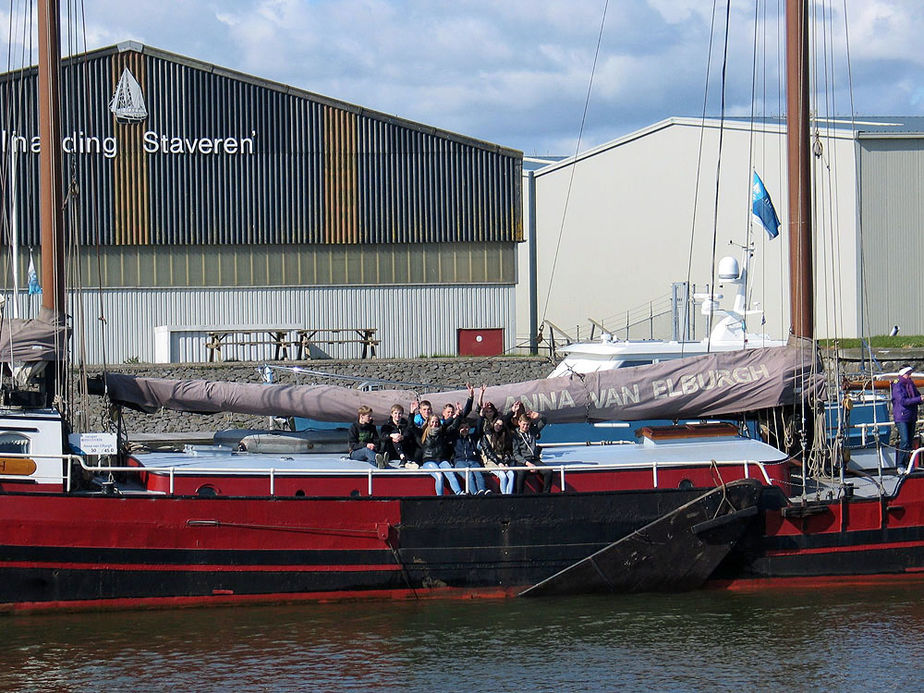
[7,0,922,154]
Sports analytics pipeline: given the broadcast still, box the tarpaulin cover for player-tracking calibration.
[106,342,824,424]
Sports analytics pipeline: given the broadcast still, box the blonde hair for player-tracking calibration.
[357,405,373,418]
[422,414,441,442]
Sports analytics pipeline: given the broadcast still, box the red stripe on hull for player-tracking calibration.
[0,561,401,573]
[709,571,924,592]
[0,585,522,615]
[766,538,924,557]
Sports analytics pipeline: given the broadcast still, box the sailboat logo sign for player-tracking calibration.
[109,68,148,123]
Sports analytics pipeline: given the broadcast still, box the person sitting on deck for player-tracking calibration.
[380,403,413,467]
[348,405,385,468]
[476,386,503,436]
[452,418,488,494]
[415,414,463,495]
[478,417,515,494]
[511,408,552,493]
[891,366,922,472]
[440,384,475,458]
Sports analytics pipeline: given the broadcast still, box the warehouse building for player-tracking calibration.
[0,42,522,364]
[519,116,924,346]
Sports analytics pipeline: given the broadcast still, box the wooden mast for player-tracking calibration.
[37,0,65,317]
[786,0,813,338]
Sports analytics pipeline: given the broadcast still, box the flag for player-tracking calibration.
[752,171,780,239]
[27,255,42,295]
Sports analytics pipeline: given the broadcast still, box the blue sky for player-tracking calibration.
[10,0,924,155]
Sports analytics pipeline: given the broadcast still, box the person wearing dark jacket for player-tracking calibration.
[440,384,475,459]
[511,411,552,493]
[892,366,922,471]
[479,417,515,494]
[380,403,413,466]
[452,419,487,494]
[348,405,385,468]
[415,414,463,495]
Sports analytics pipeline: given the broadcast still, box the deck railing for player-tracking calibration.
[77,456,777,497]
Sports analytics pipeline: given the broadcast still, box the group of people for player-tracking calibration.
[347,384,554,495]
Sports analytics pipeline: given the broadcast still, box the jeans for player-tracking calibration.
[349,447,377,465]
[454,459,486,493]
[422,460,462,495]
[492,468,515,494]
[895,420,915,470]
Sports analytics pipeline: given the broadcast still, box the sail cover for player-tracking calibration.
[106,343,824,424]
[0,308,68,362]
[109,68,147,122]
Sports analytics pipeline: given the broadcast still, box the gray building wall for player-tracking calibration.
[5,283,515,363]
[517,117,900,345]
[857,135,924,336]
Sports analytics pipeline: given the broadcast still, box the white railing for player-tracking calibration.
[0,451,83,491]
[77,457,777,497]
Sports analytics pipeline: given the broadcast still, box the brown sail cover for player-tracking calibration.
[0,308,68,362]
[106,343,824,424]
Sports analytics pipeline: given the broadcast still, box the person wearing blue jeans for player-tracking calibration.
[452,419,487,493]
[415,414,463,495]
[892,366,922,472]
[347,405,384,468]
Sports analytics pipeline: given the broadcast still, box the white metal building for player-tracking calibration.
[518,116,924,346]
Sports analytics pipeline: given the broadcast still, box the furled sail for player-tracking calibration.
[0,307,69,362]
[109,68,147,123]
[106,343,824,424]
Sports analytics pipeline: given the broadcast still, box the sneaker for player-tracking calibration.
[475,489,486,495]
[404,461,419,470]
[484,489,493,495]
[375,453,387,469]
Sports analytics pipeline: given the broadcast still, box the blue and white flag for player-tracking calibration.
[752,171,781,240]
[27,254,42,295]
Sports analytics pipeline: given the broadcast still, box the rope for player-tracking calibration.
[539,0,609,328]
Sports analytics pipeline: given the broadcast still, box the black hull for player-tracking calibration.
[0,488,706,608]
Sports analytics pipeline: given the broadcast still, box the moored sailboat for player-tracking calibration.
[2,0,924,613]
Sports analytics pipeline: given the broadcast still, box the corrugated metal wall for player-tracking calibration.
[1,43,522,251]
[8,284,516,364]
[857,136,924,335]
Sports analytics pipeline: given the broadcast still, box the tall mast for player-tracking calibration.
[37,0,65,317]
[786,0,813,338]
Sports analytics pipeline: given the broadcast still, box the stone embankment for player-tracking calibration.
[86,357,556,436]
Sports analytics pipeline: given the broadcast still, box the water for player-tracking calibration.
[2,584,922,692]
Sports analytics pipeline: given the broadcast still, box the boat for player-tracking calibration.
[547,253,786,378]
[2,0,924,613]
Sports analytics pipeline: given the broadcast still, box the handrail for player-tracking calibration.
[77,456,778,497]
[899,447,924,476]
[0,452,83,492]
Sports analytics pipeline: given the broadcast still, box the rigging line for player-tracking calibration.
[705,0,733,354]
[743,0,763,342]
[683,0,721,351]
[538,0,608,329]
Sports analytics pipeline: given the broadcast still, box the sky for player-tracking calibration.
[10,0,924,156]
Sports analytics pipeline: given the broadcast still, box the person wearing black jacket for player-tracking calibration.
[415,414,463,495]
[452,418,487,494]
[511,411,552,493]
[347,405,385,468]
[380,403,413,466]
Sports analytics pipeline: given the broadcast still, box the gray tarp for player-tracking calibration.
[0,308,68,362]
[106,343,825,424]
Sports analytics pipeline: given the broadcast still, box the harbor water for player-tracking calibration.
[3,583,923,691]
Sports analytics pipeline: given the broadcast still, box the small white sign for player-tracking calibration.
[69,432,118,455]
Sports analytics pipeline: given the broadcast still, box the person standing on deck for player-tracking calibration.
[891,366,922,472]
